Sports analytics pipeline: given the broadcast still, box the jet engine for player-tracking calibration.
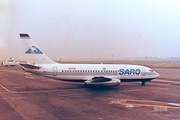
[84,78,121,87]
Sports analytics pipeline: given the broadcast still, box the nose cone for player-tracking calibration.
[154,71,160,78]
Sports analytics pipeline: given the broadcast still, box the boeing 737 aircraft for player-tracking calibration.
[19,33,159,87]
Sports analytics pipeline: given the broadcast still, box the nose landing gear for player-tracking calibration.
[141,80,152,86]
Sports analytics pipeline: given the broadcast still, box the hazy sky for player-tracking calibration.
[0,0,180,60]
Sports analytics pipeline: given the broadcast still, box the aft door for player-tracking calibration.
[52,67,58,76]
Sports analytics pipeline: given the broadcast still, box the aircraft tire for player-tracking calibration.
[141,81,145,86]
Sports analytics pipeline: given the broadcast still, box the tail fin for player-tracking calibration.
[20,33,56,65]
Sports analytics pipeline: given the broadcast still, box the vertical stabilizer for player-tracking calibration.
[20,33,56,65]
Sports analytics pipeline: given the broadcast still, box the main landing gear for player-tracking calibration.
[141,81,145,86]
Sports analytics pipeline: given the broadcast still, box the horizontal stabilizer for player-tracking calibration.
[20,33,31,39]
[19,63,40,69]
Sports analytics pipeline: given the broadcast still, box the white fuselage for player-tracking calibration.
[23,63,159,81]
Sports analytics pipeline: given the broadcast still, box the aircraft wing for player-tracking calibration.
[19,63,40,69]
[83,76,114,82]
[92,76,112,82]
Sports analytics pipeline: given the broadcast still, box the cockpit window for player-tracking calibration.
[149,69,153,72]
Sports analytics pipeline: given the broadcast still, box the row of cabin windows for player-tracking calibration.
[62,70,118,73]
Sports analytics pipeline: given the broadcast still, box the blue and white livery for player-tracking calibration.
[19,33,159,87]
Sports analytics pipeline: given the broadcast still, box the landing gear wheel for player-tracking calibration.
[141,81,145,86]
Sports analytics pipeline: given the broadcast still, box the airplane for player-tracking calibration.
[19,33,159,87]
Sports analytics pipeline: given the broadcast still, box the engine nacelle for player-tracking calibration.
[84,79,121,87]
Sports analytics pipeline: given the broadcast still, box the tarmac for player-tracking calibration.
[0,66,180,120]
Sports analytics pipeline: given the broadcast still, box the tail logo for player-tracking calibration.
[25,46,43,54]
